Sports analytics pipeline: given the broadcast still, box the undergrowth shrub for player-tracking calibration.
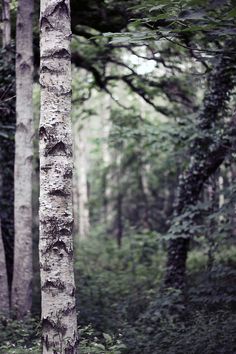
[0,318,126,354]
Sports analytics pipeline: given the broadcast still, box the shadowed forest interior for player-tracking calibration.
[1,0,236,353]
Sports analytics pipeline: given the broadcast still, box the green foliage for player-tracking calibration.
[0,319,126,354]
[79,326,126,354]
[104,0,236,44]
[0,317,41,354]
[125,310,236,354]
[75,230,164,332]
[73,229,236,354]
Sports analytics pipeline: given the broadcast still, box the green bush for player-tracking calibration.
[0,318,126,354]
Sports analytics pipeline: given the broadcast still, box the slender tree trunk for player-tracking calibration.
[74,127,90,240]
[0,0,11,317]
[73,122,90,240]
[39,0,78,352]
[115,153,123,247]
[73,165,80,236]
[2,0,11,49]
[101,94,113,225]
[116,192,123,248]
[0,217,10,317]
[164,48,236,290]
[11,0,34,318]
[228,165,236,237]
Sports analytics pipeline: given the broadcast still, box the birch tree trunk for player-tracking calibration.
[74,127,90,240]
[2,0,11,48]
[72,166,79,236]
[39,0,78,352]
[11,0,34,318]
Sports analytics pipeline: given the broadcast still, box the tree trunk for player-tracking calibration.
[0,0,11,317]
[74,127,90,240]
[0,219,10,317]
[116,192,123,248]
[11,0,34,318]
[101,93,113,226]
[72,164,80,236]
[2,0,11,48]
[39,0,78,352]
[164,48,236,290]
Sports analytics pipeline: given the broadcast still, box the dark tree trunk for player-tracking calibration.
[164,45,236,290]
[0,44,15,293]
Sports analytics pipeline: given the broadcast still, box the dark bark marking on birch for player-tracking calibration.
[47,141,67,156]
[42,317,67,335]
[50,0,70,18]
[40,16,53,30]
[51,48,70,59]
[39,126,47,139]
[41,164,53,171]
[41,65,61,74]
[49,189,70,197]
[42,279,66,291]
[45,239,73,256]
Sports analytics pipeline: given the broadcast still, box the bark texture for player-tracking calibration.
[39,0,78,352]
[11,0,34,318]
[164,48,236,290]
[2,0,11,48]
[0,219,9,316]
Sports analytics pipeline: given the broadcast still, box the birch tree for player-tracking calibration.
[11,0,34,318]
[2,0,11,49]
[39,0,78,352]
[74,126,90,240]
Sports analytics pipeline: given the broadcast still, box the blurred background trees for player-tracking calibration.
[1,0,236,353]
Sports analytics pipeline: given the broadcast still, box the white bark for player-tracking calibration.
[75,128,90,240]
[2,0,11,48]
[39,0,78,352]
[11,0,34,318]
[72,166,79,236]
[0,219,9,316]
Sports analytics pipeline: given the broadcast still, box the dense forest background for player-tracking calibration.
[1,0,236,353]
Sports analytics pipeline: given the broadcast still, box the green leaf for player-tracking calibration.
[149,5,167,12]
[103,332,112,342]
[225,7,236,18]
[179,9,206,20]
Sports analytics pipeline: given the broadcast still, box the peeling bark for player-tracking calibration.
[39,0,78,352]
[11,0,34,318]
[164,48,236,290]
